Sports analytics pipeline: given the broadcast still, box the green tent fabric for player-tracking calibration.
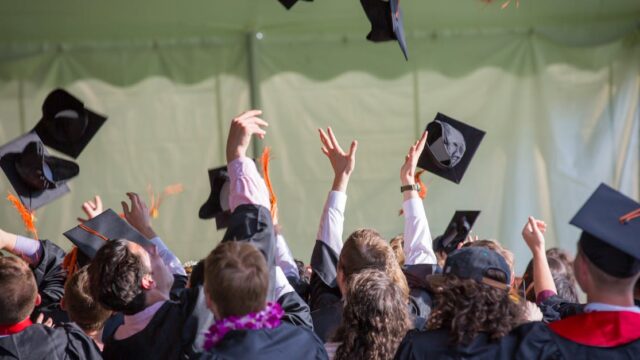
[0,0,638,272]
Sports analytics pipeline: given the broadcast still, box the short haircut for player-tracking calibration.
[205,242,268,318]
[87,239,149,315]
[0,256,37,325]
[187,260,205,288]
[579,247,640,292]
[65,266,112,332]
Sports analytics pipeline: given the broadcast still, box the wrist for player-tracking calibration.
[401,177,414,186]
[139,226,158,240]
[331,174,350,192]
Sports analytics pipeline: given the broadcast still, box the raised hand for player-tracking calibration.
[226,110,269,163]
[522,216,547,255]
[400,131,428,186]
[77,195,104,223]
[318,127,358,192]
[121,192,156,239]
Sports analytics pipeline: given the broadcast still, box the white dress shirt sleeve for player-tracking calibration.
[402,198,437,265]
[150,237,187,276]
[316,191,347,255]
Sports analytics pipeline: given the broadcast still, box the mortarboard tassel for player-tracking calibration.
[62,247,79,279]
[148,183,185,219]
[260,147,279,224]
[6,193,38,240]
[619,208,640,224]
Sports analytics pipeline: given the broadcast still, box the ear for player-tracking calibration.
[141,273,156,290]
[35,293,42,307]
[60,297,66,311]
[337,268,346,296]
[205,292,219,319]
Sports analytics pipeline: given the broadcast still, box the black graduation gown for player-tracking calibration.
[202,322,328,360]
[0,323,102,360]
[394,327,528,360]
[309,240,432,342]
[102,285,212,360]
[538,294,586,323]
[27,240,67,323]
[514,311,640,359]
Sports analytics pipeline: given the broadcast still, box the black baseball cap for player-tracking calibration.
[199,165,231,230]
[433,211,481,254]
[570,183,640,278]
[63,209,153,260]
[441,247,511,290]
[418,113,485,184]
[0,133,77,210]
[32,88,107,159]
[360,0,409,60]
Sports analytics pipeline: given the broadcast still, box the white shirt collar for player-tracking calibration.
[584,302,640,313]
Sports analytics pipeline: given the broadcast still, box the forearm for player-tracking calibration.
[402,198,436,265]
[150,237,187,276]
[316,191,347,255]
[532,249,557,297]
[228,157,270,211]
[1,230,42,265]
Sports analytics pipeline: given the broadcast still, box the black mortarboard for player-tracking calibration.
[570,183,640,278]
[32,88,107,159]
[441,247,511,290]
[63,209,153,260]
[433,210,480,254]
[417,113,485,184]
[278,0,312,10]
[0,133,78,210]
[360,0,409,60]
[198,166,231,230]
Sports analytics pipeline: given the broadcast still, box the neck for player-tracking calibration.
[588,291,635,307]
[144,290,169,308]
[85,328,104,351]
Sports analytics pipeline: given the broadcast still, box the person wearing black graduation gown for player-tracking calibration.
[513,184,640,360]
[310,129,437,342]
[0,251,102,360]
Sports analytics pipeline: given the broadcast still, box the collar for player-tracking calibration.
[584,302,640,314]
[549,311,640,347]
[123,300,166,326]
[0,318,33,336]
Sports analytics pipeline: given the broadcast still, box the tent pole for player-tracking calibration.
[246,31,263,159]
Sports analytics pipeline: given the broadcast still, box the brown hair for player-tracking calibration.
[64,266,112,332]
[0,256,37,325]
[389,235,405,267]
[334,269,411,360]
[427,272,525,345]
[338,229,410,298]
[205,242,268,318]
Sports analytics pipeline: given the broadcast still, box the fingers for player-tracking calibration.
[318,129,333,150]
[121,201,130,216]
[321,146,330,157]
[236,109,263,121]
[36,313,44,324]
[44,317,53,328]
[348,140,358,159]
[94,195,103,210]
[416,131,428,154]
[327,127,344,153]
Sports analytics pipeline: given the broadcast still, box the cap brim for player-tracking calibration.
[63,209,152,259]
[198,166,229,221]
[0,133,70,210]
[570,183,640,260]
[418,113,486,184]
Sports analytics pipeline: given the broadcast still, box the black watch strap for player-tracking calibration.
[400,184,421,193]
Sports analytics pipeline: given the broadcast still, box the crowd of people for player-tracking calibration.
[0,108,639,360]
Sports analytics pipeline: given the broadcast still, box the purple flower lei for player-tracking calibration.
[203,302,284,351]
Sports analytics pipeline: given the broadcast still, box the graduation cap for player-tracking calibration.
[417,113,485,184]
[63,209,152,260]
[199,166,231,230]
[360,0,409,60]
[433,211,480,254]
[0,132,78,210]
[570,183,640,278]
[441,247,511,290]
[278,0,312,10]
[32,88,107,159]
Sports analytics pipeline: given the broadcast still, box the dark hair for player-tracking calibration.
[188,260,205,288]
[334,269,411,360]
[339,229,409,298]
[205,242,268,318]
[552,273,579,303]
[87,239,149,315]
[427,272,525,346]
[523,248,578,302]
[65,266,112,332]
[0,256,37,324]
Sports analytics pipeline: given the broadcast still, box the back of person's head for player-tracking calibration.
[205,241,268,318]
[188,259,205,288]
[522,255,579,302]
[428,247,525,345]
[552,273,579,303]
[575,244,640,295]
[339,228,409,297]
[64,266,111,332]
[0,256,38,325]
[334,269,411,360]
[389,235,405,267]
[87,239,149,315]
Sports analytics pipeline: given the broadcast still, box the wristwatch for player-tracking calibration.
[400,184,421,193]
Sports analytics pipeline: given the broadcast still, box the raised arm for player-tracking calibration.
[522,216,557,303]
[400,131,436,265]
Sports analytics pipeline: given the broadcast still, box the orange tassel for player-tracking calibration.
[62,247,79,278]
[6,193,38,240]
[415,170,427,200]
[260,147,279,224]
[148,183,184,219]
